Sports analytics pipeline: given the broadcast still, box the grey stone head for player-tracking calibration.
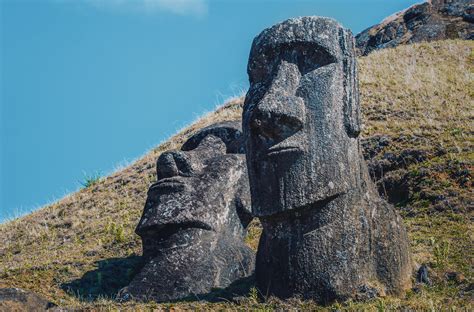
[127,121,254,302]
[136,121,251,259]
[243,17,362,217]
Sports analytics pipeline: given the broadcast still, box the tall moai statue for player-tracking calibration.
[243,17,412,303]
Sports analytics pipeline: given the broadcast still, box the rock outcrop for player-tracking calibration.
[356,0,473,55]
[123,121,254,302]
[243,17,412,303]
[0,288,59,311]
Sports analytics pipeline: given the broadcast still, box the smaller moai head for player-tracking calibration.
[126,121,254,302]
[243,17,362,216]
[135,121,252,259]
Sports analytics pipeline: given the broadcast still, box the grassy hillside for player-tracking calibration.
[0,40,472,311]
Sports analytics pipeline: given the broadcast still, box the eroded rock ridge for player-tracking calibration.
[356,0,473,55]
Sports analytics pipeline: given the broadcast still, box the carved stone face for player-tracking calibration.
[243,17,362,217]
[136,122,251,259]
[127,122,254,302]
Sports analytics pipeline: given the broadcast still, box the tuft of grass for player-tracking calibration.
[0,40,472,310]
[248,286,260,304]
[433,239,451,269]
[79,171,102,188]
[106,222,126,244]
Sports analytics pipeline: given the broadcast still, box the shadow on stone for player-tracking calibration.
[62,255,144,301]
[173,274,255,303]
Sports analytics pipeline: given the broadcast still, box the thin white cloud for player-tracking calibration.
[144,0,208,16]
[60,0,209,17]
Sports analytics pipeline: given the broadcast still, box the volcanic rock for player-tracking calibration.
[356,0,473,55]
[0,288,59,311]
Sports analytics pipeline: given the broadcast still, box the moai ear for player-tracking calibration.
[339,28,361,138]
[234,170,253,228]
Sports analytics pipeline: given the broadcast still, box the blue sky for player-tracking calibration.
[0,0,421,222]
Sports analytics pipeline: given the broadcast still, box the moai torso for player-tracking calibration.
[243,17,412,303]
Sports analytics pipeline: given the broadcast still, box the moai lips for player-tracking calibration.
[124,121,254,302]
[243,17,412,303]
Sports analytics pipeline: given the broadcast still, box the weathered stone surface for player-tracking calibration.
[356,0,473,55]
[243,17,412,303]
[0,288,59,311]
[123,121,254,302]
[417,264,431,285]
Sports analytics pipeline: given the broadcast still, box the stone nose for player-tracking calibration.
[250,61,305,142]
[156,150,194,180]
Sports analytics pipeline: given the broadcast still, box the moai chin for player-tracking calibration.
[243,17,412,303]
[123,121,255,302]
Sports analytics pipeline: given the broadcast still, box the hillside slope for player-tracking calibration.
[0,40,473,311]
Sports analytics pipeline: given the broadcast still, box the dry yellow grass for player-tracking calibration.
[360,40,473,143]
[0,40,472,311]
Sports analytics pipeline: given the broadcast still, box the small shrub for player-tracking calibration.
[107,222,126,243]
[376,299,387,312]
[115,225,125,243]
[248,287,259,304]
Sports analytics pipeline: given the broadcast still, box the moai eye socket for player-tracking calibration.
[290,43,338,75]
[249,43,338,83]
